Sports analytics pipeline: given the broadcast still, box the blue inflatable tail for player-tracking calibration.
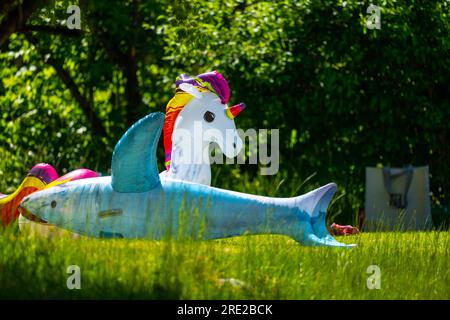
[295,183,356,247]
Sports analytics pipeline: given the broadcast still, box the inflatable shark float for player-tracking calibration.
[19,112,355,247]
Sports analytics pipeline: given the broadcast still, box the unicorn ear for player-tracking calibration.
[179,83,203,99]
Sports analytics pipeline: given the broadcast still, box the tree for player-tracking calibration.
[1,0,448,223]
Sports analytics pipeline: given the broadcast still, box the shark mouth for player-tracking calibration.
[18,204,48,224]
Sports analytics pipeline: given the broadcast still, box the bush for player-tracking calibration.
[0,0,448,224]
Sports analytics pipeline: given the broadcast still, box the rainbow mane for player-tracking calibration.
[163,71,230,170]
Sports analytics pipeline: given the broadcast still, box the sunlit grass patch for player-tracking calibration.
[0,227,448,299]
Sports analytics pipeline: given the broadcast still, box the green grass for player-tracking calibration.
[0,228,449,299]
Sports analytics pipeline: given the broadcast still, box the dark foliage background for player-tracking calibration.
[0,0,448,224]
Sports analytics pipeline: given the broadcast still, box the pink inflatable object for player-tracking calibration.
[28,163,59,184]
[56,169,99,182]
[1,163,99,226]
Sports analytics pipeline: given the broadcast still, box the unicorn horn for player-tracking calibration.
[226,102,246,120]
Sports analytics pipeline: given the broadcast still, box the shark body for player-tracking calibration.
[20,112,354,247]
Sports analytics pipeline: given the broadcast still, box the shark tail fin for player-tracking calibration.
[295,183,357,247]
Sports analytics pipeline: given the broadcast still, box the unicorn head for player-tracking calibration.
[162,71,245,185]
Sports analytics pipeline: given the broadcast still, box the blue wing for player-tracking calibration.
[111,112,165,193]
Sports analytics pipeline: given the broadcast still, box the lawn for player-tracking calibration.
[0,228,448,299]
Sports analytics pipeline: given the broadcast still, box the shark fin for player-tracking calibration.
[111,112,165,193]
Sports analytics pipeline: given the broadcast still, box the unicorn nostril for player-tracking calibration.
[233,142,236,149]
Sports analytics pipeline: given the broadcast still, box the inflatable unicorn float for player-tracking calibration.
[16,71,354,247]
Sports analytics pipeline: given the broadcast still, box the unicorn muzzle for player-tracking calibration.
[226,102,246,120]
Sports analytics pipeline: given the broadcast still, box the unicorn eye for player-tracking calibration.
[204,111,215,123]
